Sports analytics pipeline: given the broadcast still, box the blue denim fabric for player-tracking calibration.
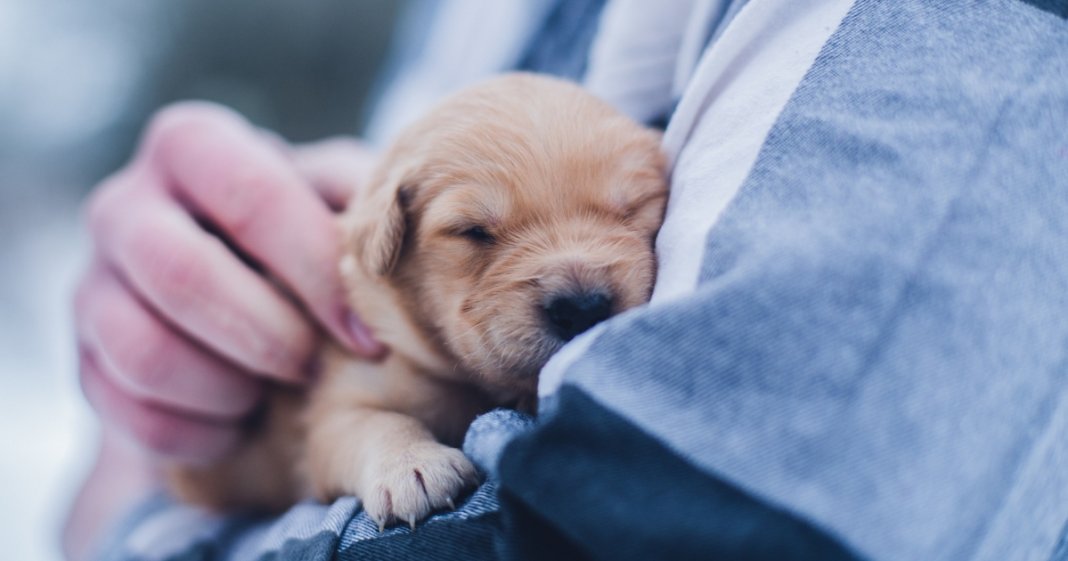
[515,0,607,81]
[553,1,1068,560]
[96,412,529,561]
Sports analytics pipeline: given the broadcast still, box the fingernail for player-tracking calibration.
[344,310,386,358]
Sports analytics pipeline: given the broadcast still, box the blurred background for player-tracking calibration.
[0,1,407,558]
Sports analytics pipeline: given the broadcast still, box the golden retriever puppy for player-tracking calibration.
[168,73,668,529]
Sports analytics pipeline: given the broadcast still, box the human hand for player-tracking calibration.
[74,102,384,465]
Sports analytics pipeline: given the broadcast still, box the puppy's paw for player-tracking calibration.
[362,442,479,530]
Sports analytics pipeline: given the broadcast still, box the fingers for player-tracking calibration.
[290,137,380,209]
[79,348,242,464]
[74,263,262,418]
[75,102,391,467]
[144,103,384,358]
[86,169,317,382]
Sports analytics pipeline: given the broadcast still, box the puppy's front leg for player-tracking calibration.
[305,407,479,529]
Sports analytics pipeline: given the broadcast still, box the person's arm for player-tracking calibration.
[63,103,384,561]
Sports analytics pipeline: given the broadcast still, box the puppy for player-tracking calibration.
[169,73,668,528]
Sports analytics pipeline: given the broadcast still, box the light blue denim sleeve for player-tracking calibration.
[546,2,1068,561]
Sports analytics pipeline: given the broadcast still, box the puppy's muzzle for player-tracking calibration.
[543,290,614,342]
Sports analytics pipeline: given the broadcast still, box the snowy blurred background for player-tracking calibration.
[0,1,404,558]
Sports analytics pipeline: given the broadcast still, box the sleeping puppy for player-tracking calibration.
[168,73,668,529]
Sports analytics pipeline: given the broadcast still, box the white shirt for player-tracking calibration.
[359,0,858,394]
[542,0,856,394]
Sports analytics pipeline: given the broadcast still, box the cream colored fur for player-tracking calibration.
[168,73,668,529]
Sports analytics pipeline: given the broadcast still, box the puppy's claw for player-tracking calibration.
[377,521,385,533]
[361,443,478,535]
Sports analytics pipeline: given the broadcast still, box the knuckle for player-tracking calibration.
[109,322,172,392]
[78,283,171,395]
[157,252,208,307]
[148,102,236,139]
[84,178,124,236]
[86,164,164,240]
[222,165,279,237]
[84,167,154,241]
[128,227,210,312]
[147,102,241,158]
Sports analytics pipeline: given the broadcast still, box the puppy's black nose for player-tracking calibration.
[544,291,613,342]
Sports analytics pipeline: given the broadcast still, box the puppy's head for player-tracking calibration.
[346,74,667,390]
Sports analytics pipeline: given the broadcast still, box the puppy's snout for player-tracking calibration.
[543,291,613,342]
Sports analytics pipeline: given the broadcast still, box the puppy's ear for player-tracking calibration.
[343,166,413,277]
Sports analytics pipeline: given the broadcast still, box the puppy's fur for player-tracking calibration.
[169,74,668,527]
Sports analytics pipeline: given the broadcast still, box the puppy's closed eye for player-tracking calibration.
[166,73,667,531]
[456,225,495,245]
